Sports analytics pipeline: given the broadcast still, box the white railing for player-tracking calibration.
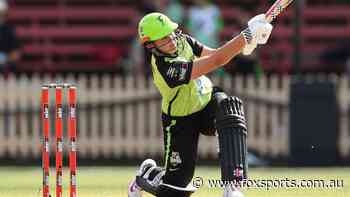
[0,74,349,160]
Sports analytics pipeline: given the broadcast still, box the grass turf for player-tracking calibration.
[0,166,349,197]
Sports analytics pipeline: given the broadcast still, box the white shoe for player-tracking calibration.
[223,185,244,197]
[136,159,157,176]
[128,159,157,197]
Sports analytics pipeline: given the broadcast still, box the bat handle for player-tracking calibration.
[265,15,273,23]
[265,5,279,23]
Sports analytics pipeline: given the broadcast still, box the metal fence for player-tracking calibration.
[0,74,349,160]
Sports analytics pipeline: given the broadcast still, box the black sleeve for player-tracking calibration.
[155,57,193,88]
[185,34,203,57]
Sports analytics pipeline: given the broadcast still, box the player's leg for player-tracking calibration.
[130,114,199,197]
[157,114,199,197]
[214,91,248,182]
[197,87,246,197]
[207,89,247,197]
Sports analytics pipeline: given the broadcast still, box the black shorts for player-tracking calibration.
[161,96,217,188]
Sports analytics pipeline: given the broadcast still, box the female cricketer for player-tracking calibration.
[128,12,273,197]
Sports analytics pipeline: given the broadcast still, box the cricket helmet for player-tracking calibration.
[138,12,178,44]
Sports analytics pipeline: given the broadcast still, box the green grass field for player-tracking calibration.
[1,166,349,197]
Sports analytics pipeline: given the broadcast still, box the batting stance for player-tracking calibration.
[128,12,272,197]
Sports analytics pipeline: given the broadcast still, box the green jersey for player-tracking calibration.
[150,34,213,117]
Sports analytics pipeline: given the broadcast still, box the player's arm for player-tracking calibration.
[191,34,246,79]
[155,34,253,89]
[200,45,216,57]
[191,14,273,80]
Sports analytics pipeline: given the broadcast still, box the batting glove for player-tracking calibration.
[241,14,273,55]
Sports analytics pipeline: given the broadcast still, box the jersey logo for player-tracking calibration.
[166,67,176,78]
[166,63,189,81]
[179,64,188,80]
[157,15,165,26]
